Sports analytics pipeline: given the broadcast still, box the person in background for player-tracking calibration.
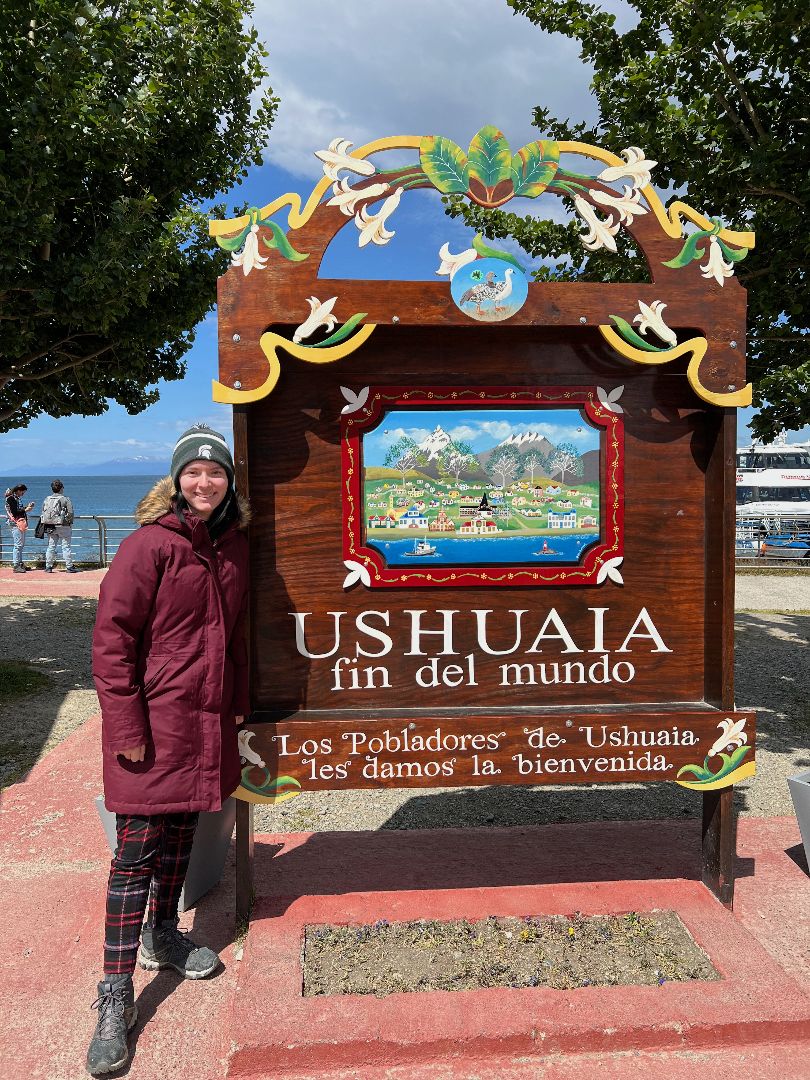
[4,483,35,573]
[86,425,250,1076]
[40,479,78,573]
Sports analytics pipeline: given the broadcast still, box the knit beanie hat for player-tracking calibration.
[170,425,235,488]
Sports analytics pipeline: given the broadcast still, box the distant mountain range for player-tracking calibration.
[2,456,171,477]
[414,425,598,484]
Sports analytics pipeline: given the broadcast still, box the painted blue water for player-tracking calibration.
[370,533,599,566]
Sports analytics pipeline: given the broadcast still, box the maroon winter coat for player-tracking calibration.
[92,478,250,814]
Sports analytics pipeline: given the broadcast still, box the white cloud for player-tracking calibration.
[478,420,514,440]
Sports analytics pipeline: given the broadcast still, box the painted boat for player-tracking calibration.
[403,538,438,557]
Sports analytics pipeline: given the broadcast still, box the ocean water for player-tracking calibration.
[371,533,599,566]
[2,475,163,563]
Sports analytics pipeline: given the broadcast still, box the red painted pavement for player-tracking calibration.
[0,715,808,1079]
[0,565,106,599]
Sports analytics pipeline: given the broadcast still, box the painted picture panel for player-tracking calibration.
[342,386,624,587]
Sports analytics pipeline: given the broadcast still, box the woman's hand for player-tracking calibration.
[235,715,245,726]
[117,745,146,762]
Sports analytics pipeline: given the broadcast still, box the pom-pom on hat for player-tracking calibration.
[171,425,235,488]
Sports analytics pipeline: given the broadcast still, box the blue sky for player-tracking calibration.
[364,409,601,467]
[1,0,801,471]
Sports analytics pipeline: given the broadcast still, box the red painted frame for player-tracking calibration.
[341,385,624,588]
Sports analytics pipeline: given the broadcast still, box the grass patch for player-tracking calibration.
[0,661,53,701]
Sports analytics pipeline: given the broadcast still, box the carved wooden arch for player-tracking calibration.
[210,128,754,408]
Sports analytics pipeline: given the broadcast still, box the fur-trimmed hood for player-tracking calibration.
[134,476,251,528]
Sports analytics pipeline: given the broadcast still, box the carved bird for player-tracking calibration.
[459,267,515,315]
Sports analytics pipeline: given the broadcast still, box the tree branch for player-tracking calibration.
[712,44,768,140]
[744,186,805,207]
[713,89,755,146]
[17,344,115,381]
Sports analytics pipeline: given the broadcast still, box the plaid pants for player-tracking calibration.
[104,812,199,975]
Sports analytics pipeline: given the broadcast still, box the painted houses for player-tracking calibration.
[399,506,429,528]
[548,509,577,529]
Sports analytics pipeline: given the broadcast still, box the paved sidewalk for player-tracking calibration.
[0,565,106,598]
[1,715,808,1079]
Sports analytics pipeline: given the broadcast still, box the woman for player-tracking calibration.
[87,426,250,1076]
[4,482,35,573]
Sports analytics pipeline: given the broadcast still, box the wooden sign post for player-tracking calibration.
[210,127,756,920]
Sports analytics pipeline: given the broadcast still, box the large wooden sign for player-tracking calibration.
[211,126,755,908]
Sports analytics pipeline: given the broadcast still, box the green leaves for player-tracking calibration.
[472,234,526,274]
[609,315,667,352]
[676,745,751,785]
[261,219,309,262]
[511,139,560,197]
[308,312,368,349]
[467,125,513,189]
[420,128,561,209]
[420,135,470,194]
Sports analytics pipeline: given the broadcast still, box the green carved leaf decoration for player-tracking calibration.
[471,233,526,274]
[662,228,712,268]
[511,139,560,197]
[676,745,751,785]
[609,315,668,352]
[261,219,309,261]
[717,238,749,264]
[419,135,470,194]
[467,125,513,190]
[240,766,302,796]
[215,224,251,252]
[309,312,368,349]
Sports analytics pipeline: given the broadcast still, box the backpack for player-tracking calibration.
[41,494,73,526]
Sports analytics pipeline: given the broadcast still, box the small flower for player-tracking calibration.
[700,235,735,286]
[598,146,657,191]
[596,384,625,414]
[327,178,390,217]
[596,557,624,586]
[354,186,404,248]
[292,296,339,344]
[314,137,376,182]
[709,717,748,757]
[633,300,677,347]
[435,242,478,280]
[590,185,649,225]
[343,560,371,590]
[231,224,268,276]
[340,385,370,415]
[574,195,620,253]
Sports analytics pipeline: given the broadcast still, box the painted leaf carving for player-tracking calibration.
[467,126,512,190]
[419,135,470,194]
[471,234,526,274]
[261,219,309,262]
[511,139,560,198]
[215,224,251,252]
[609,316,667,352]
[310,312,368,349]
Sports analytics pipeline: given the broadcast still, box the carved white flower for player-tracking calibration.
[709,717,748,757]
[292,296,339,344]
[327,178,390,217]
[574,195,620,252]
[314,138,376,182]
[701,235,735,286]
[590,185,648,225]
[354,186,404,248]
[597,147,657,191]
[633,300,677,347]
[436,242,478,280]
[596,385,625,414]
[596,556,624,586]
[340,385,370,415]
[238,729,265,768]
[343,559,371,590]
[231,224,268,277]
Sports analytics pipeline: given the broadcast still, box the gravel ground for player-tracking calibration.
[1,574,807,826]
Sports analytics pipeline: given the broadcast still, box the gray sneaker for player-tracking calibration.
[138,918,219,979]
[86,975,138,1076]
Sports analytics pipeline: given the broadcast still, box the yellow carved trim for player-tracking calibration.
[675,759,756,791]
[209,136,424,238]
[598,325,752,407]
[232,783,302,805]
[212,323,377,404]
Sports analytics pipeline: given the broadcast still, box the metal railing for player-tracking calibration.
[1,514,138,567]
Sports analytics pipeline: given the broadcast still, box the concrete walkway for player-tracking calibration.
[1,715,808,1079]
